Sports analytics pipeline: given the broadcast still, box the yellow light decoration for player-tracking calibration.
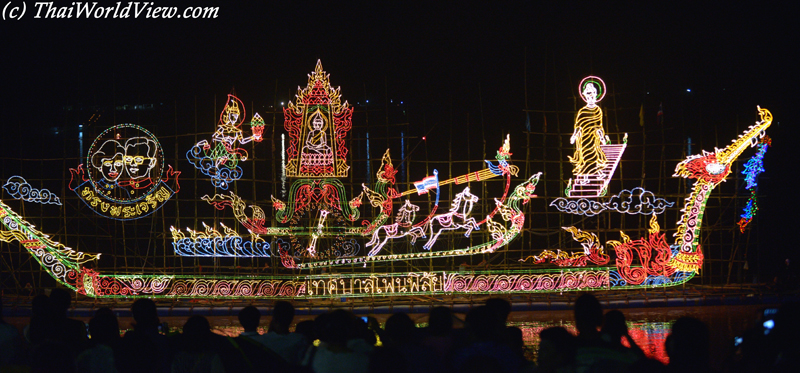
[0,200,100,289]
[567,76,627,198]
[526,226,609,267]
[670,107,772,272]
[284,60,353,178]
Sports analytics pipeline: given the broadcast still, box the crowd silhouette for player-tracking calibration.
[1,291,799,372]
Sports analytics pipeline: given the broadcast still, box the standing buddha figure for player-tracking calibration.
[569,77,610,180]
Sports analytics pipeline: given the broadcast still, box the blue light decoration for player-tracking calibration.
[738,136,770,232]
[170,224,271,257]
[3,176,62,205]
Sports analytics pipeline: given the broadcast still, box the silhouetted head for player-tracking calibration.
[538,327,576,371]
[574,293,603,336]
[48,288,72,316]
[89,307,120,345]
[130,298,159,331]
[27,293,52,343]
[385,312,416,344]
[428,306,453,335]
[601,310,628,342]
[31,293,49,316]
[485,298,512,324]
[666,316,709,369]
[238,306,261,332]
[269,301,295,333]
[182,315,212,337]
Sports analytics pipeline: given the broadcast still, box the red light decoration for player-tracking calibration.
[284,60,353,178]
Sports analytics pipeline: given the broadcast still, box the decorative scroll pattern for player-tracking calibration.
[166,279,306,297]
[609,269,693,288]
[75,269,172,297]
[170,223,271,257]
[63,271,623,298]
[549,198,605,216]
[3,176,62,205]
[74,269,306,298]
[674,182,712,256]
[443,271,609,292]
[551,187,674,216]
[284,60,353,177]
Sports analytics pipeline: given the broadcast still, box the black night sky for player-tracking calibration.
[1,2,797,271]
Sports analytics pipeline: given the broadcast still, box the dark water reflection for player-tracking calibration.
[501,304,767,368]
[508,319,671,363]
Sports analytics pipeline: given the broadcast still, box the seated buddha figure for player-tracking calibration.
[304,112,332,155]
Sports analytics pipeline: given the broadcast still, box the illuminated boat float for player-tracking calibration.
[0,62,773,299]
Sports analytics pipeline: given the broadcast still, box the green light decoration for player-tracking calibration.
[0,61,773,298]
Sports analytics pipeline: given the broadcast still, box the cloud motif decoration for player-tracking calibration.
[549,198,606,216]
[551,187,674,216]
[605,187,674,215]
[3,176,62,205]
[186,144,242,190]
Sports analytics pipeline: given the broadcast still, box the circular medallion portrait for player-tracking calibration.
[87,124,164,203]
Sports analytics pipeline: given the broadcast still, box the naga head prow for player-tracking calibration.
[674,107,772,184]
